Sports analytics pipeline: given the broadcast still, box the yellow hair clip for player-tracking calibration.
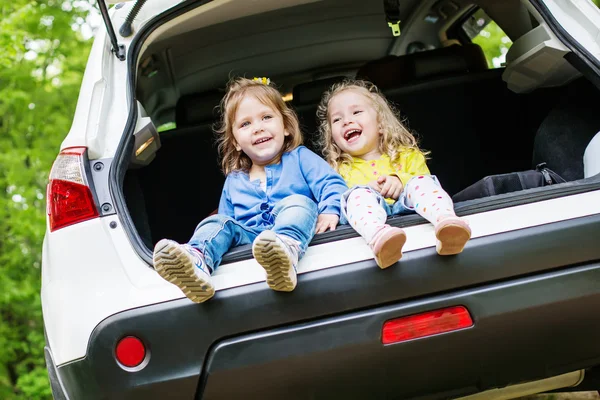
[252,77,270,85]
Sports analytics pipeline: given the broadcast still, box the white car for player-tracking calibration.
[43,0,600,398]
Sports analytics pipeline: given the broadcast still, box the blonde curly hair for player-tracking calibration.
[216,77,303,174]
[316,79,427,171]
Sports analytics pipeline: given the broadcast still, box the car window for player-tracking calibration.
[462,8,513,69]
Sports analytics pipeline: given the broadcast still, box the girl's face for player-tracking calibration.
[328,89,382,160]
[232,95,289,167]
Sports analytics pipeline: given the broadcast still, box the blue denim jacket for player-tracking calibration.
[218,146,348,233]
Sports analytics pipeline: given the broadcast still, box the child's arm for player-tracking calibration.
[394,150,431,188]
[374,150,431,200]
[316,213,339,233]
[217,176,235,218]
[297,147,348,224]
[377,175,403,200]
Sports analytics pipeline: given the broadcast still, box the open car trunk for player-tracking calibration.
[125,71,600,256]
[117,1,600,257]
[115,0,600,290]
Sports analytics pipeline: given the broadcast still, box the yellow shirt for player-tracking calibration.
[339,149,430,204]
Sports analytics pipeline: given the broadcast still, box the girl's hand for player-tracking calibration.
[377,175,403,200]
[316,213,339,234]
[367,180,382,192]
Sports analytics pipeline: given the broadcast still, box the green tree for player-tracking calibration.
[0,1,93,398]
[472,20,513,69]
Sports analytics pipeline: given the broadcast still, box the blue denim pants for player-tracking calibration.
[188,194,318,272]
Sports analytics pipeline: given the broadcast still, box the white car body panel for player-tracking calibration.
[61,6,129,159]
[542,0,600,63]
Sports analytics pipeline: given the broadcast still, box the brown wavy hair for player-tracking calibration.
[316,79,427,171]
[216,77,303,174]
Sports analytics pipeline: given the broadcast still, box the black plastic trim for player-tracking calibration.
[79,148,103,215]
[201,264,600,399]
[45,347,69,400]
[54,214,600,399]
[565,52,600,89]
[57,261,600,399]
[90,158,116,216]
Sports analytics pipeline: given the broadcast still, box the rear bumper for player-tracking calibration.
[53,262,600,399]
[45,346,69,400]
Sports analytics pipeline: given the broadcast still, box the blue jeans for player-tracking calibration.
[188,195,318,272]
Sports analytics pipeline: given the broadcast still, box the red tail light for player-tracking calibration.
[382,306,473,345]
[47,147,99,232]
[115,336,146,368]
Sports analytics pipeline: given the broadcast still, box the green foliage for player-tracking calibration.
[0,0,92,398]
[0,1,596,398]
[472,20,513,69]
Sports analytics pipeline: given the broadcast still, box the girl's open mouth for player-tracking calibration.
[344,129,362,143]
[254,137,272,145]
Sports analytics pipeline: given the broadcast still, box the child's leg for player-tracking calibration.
[345,187,406,269]
[403,175,471,255]
[270,194,319,255]
[403,175,455,223]
[153,215,254,303]
[345,188,388,242]
[188,214,255,270]
[253,194,318,292]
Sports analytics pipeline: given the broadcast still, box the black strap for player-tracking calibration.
[536,162,566,185]
[383,0,401,36]
[384,0,400,23]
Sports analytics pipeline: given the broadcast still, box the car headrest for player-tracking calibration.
[292,76,348,107]
[356,44,488,89]
[175,90,223,128]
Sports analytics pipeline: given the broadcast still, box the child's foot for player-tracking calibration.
[252,230,298,292]
[435,216,471,255]
[153,239,215,303]
[370,225,407,269]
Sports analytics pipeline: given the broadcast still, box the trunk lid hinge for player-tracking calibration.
[98,0,126,61]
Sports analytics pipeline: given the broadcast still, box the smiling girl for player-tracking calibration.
[317,79,471,269]
[153,77,347,303]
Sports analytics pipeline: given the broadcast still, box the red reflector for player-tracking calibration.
[58,146,87,156]
[382,306,473,345]
[115,336,146,368]
[48,179,99,232]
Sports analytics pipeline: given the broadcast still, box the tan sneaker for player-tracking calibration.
[369,225,407,269]
[153,239,215,303]
[435,217,471,255]
[252,230,299,292]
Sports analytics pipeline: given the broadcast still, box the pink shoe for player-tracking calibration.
[370,226,407,269]
[435,217,471,255]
